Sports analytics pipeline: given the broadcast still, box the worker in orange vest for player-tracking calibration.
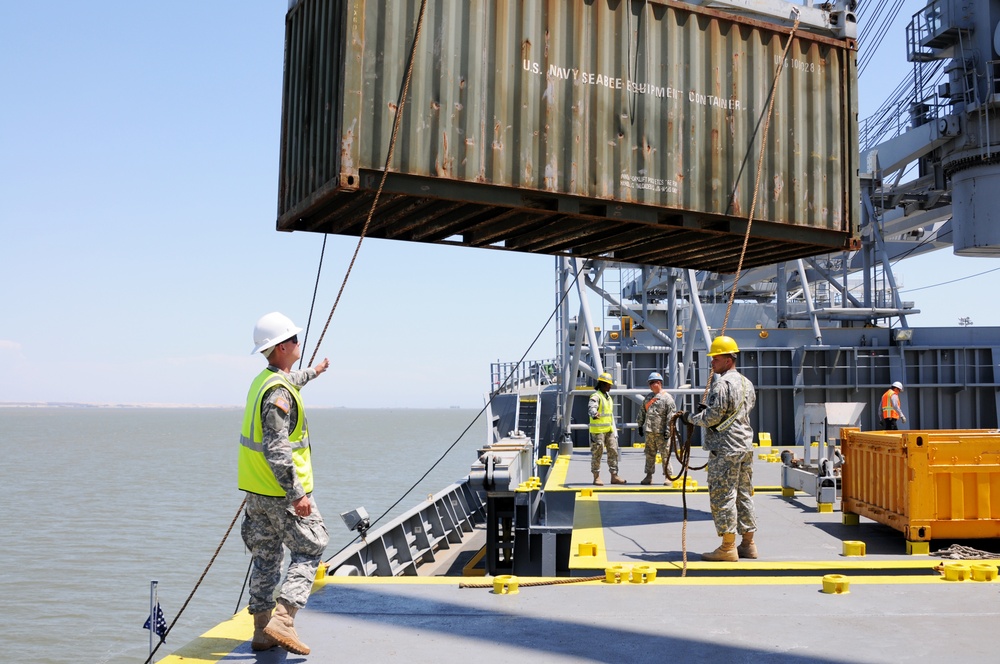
[880,381,907,430]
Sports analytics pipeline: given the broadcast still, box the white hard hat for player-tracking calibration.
[891,381,903,390]
[251,312,302,355]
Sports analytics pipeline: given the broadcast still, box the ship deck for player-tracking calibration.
[160,446,1000,663]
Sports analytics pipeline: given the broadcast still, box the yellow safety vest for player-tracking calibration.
[238,368,313,496]
[589,390,615,434]
[880,389,900,420]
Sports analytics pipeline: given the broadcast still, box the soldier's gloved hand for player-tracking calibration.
[678,412,693,426]
[635,426,643,437]
[900,415,907,423]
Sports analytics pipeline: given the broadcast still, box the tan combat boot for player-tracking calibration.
[702,533,738,562]
[593,473,604,486]
[610,474,627,485]
[737,531,758,559]
[640,473,653,485]
[251,609,277,651]
[263,601,310,655]
[663,463,675,485]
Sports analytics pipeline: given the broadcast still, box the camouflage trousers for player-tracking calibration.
[643,433,674,476]
[705,451,757,536]
[241,492,330,614]
[589,431,620,474]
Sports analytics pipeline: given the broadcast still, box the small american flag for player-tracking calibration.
[143,602,168,641]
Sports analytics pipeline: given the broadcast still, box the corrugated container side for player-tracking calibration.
[277,0,859,271]
[841,428,1000,541]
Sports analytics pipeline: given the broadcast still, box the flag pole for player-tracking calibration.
[149,580,158,657]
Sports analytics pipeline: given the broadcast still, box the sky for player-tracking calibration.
[1,1,997,408]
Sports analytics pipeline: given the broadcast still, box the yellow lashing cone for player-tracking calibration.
[578,542,597,557]
[630,565,656,584]
[971,564,998,582]
[605,564,630,584]
[842,541,866,557]
[493,575,519,594]
[943,563,971,582]
[821,574,850,594]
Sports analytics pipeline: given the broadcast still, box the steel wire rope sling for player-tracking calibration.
[665,8,802,578]
[143,6,433,661]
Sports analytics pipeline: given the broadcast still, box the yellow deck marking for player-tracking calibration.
[542,454,571,491]
[462,546,487,576]
[156,610,252,664]
[569,494,610,568]
[291,572,1000,590]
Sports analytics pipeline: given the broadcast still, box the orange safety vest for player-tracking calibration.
[880,389,900,420]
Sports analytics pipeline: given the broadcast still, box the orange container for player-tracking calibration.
[841,427,1000,541]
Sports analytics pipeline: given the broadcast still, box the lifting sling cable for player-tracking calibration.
[143,6,433,660]
[304,0,429,368]
[325,266,585,563]
[672,10,802,577]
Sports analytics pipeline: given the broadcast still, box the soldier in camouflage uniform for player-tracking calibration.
[680,336,758,561]
[588,372,626,485]
[636,372,676,484]
[239,312,331,655]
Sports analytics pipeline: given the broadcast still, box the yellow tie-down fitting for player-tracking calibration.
[671,477,698,490]
[971,563,999,582]
[821,574,850,594]
[942,562,972,582]
[605,564,631,584]
[493,575,519,594]
[629,564,657,584]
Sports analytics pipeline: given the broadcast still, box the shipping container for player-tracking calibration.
[277,0,859,272]
[841,427,1000,545]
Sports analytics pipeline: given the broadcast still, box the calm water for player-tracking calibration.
[0,407,485,663]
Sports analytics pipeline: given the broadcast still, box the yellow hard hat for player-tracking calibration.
[706,335,739,357]
[597,372,614,385]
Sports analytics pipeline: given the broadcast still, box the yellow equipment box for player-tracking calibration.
[841,427,1000,542]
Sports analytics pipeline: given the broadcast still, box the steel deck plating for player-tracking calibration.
[161,447,1000,663]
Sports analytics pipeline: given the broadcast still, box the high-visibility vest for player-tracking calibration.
[238,368,313,496]
[880,389,900,420]
[589,390,615,434]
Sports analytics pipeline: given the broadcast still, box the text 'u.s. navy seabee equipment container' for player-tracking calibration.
[277,0,859,272]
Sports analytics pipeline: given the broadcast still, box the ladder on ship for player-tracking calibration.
[514,394,539,443]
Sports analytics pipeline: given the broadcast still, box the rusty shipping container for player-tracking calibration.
[277,0,859,272]
[841,428,1000,548]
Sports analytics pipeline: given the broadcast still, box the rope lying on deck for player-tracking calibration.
[931,544,1000,560]
[459,575,605,589]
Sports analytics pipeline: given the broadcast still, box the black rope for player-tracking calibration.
[298,234,328,371]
